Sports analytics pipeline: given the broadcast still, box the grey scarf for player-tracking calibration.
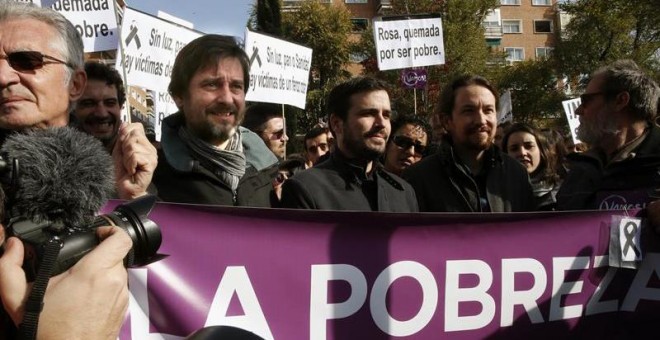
[179,127,246,191]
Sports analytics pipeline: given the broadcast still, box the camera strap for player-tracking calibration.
[18,238,62,340]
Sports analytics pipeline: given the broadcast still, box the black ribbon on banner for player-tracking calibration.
[125,25,141,49]
[249,46,261,69]
[622,221,641,259]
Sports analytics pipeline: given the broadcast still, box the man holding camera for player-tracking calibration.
[0,2,139,338]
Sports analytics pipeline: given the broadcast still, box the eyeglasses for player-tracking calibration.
[392,135,426,156]
[0,51,73,71]
[579,91,607,107]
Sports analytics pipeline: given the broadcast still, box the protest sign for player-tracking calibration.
[153,90,178,141]
[115,7,202,140]
[116,7,202,92]
[498,90,513,124]
[107,202,660,339]
[10,0,118,52]
[373,16,445,71]
[10,0,42,4]
[562,98,582,144]
[244,29,312,110]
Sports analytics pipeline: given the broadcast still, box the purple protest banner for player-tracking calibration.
[107,201,660,339]
[401,68,427,89]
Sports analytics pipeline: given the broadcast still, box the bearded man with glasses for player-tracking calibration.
[557,60,660,211]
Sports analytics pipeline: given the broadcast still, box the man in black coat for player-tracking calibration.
[280,77,418,212]
[404,75,534,212]
[557,60,660,211]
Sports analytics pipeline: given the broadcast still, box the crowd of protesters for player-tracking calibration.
[1,1,660,339]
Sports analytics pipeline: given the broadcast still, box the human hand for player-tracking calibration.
[113,122,158,200]
[271,172,288,201]
[0,226,132,340]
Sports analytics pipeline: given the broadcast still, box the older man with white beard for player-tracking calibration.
[557,60,660,211]
[403,75,534,212]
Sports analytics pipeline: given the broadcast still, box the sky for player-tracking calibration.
[126,0,254,38]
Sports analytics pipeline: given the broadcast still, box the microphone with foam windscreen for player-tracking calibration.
[0,126,161,279]
[1,126,115,226]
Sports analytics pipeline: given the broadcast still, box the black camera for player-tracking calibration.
[5,195,162,280]
[0,126,162,281]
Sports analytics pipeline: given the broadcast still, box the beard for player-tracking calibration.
[463,124,494,151]
[577,110,619,146]
[343,126,388,161]
[188,103,244,145]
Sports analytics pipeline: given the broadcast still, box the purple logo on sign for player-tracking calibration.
[401,69,427,89]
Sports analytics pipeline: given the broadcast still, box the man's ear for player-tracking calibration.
[329,113,342,139]
[172,93,184,110]
[614,91,631,113]
[68,69,87,101]
[440,112,455,135]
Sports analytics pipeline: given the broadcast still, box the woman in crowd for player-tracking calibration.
[503,123,562,210]
[383,115,432,176]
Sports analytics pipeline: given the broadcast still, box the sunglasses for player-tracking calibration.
[0,51,72,71]
[392,135,426,156]
[579,91,608,107]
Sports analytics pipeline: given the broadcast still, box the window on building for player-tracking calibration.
[534,20,553,33]
[536,47,553,59]
[501,0,521,5]
[502,20,522,33]
[351,18,369,32]
[505,47,525,62]
[532,0,551,5]
[345,0,368,3]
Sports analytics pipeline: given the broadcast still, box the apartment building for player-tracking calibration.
[284,0,564,67]
[485,0,559,62]
[282,0,391,74]
[282,0,390,34]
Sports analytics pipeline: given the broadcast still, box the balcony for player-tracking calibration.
[483,24,502,46]
[484,25,503,39]
[377,0,392,14]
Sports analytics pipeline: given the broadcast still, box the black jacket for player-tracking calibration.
[280,151,419,212]
[403,142,534,212]
[557,125,660,211]
[153,112,278,207]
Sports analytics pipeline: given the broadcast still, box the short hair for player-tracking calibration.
[304,126,330,144]
[84,61,126,106]
[389,114,432,143]
[592,59,659,123]
[0,2,84,80]
[242,103,282,133]
[278,155,307,178]
[502,123,560,186]
[326,76,391,122]
[169,34,249,99]
[436,75,499,118]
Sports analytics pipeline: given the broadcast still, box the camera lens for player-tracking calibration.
[92,195,161,267]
